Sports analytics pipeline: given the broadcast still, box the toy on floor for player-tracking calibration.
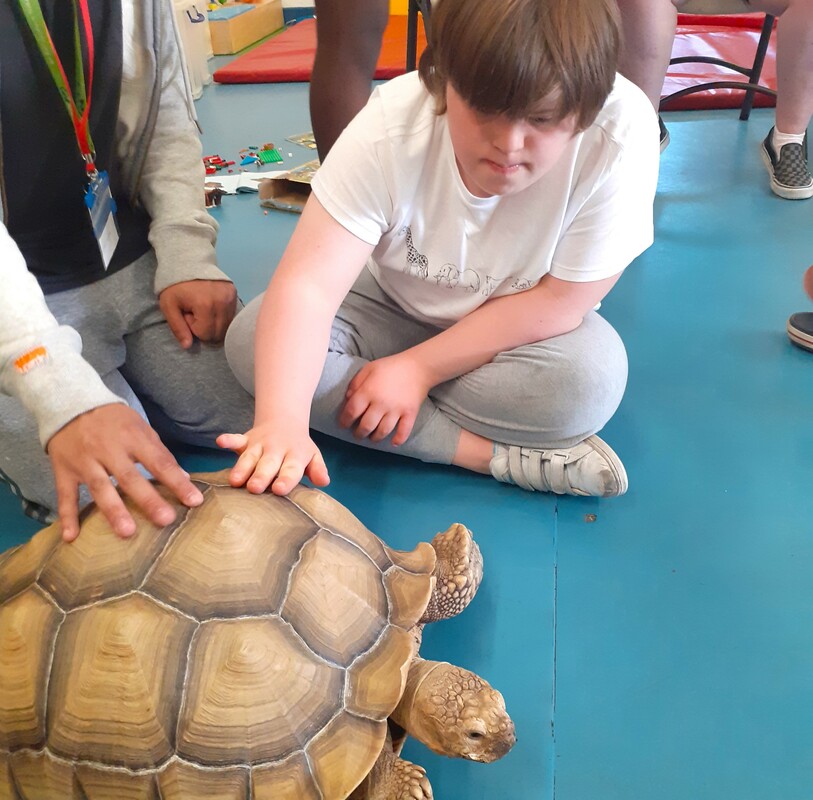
[204,147,283,175]
[0,470,515,799]
[202,153,235,174]
[239,143,283,166]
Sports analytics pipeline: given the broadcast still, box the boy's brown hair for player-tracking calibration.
[419,0,620,131]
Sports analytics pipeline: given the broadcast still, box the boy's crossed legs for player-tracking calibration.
[228,270,629,497]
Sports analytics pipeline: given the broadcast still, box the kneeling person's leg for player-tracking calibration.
[120,262,255,446]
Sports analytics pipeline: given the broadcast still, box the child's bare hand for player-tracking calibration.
[217,426,329,496]
[339,355,433,445]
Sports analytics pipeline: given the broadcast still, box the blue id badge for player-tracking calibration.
[84,170,119,269]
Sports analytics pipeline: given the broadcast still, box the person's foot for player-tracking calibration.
[490,435,628,497]
[787,312,813,352]
[761,128,813,200]
[659,115,670,153]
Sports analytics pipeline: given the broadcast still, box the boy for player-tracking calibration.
[220,0,659,498]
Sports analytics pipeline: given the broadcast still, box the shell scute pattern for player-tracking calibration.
[0,589,62,751]
[0,523,61,603]
[286,484,394,572]
[0,472,437,799]
[144,487,320,619]
[47,593,197,768]
[280,529,389,665]
[40,485,187,610]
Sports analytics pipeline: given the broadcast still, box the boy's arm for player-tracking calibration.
[221,196,376,495]
[407,271,622,382]
[341,271,622,443]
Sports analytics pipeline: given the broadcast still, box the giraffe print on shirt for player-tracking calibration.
[398,225,523,297]
[400,225,429,280]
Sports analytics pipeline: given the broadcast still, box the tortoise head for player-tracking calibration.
[394,661,516,763]
[451,682,516,763]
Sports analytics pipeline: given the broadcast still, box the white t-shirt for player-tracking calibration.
[312,72,659,329]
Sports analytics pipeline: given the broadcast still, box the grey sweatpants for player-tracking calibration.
[0,251,255,515]
[225,269,628,466]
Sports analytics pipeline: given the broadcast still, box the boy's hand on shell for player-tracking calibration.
[340,355,431,446]
[47,405,204,543]
[218,428,330,497]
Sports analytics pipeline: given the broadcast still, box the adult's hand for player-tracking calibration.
[47,404,204,542]
[159,279,237,349]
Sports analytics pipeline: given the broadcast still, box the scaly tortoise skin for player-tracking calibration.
[0,470,515,799]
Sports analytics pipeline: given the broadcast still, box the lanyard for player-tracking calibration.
[17,0,97,175]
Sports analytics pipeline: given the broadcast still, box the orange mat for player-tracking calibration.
[213,13,776,112]
[213,16,427,84]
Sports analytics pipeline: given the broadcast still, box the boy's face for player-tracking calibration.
[445,84,579,198]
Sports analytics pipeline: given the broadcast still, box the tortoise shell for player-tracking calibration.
[0,471,437,800]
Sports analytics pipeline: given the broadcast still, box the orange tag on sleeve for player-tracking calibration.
[14,346,49,374]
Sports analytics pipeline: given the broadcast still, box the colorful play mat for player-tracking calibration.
[212,13,777,111]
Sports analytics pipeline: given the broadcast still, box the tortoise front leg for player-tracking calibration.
[420,523,483,623]
[350,742,433,800]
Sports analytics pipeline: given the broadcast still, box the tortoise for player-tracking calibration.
[0,470,515,799]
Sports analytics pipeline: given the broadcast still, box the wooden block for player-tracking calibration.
[209,1,284,56]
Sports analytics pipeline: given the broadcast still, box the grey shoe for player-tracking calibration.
[490,435,628,498]
[760,128,813,200]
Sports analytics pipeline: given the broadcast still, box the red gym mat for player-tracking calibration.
[213,16,426,84]
[213,13,776,111]
[662,13,776,110]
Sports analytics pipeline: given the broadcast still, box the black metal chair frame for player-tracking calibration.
[407,4,776,122]
[659,13,777,121]
[406,0,431,73]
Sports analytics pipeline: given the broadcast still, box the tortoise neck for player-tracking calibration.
[390,658,447,738]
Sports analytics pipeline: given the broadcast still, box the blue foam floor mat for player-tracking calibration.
[1,73,811,798]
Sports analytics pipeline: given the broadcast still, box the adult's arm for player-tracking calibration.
[0,223,123,448]
[120,0,236,346]
[0,223,202,541]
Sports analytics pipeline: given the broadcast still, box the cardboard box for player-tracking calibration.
[258,160,320,214]
[208,0,284,55]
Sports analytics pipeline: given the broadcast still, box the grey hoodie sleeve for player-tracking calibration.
[0,224,126,449]
[123,0,230,296]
